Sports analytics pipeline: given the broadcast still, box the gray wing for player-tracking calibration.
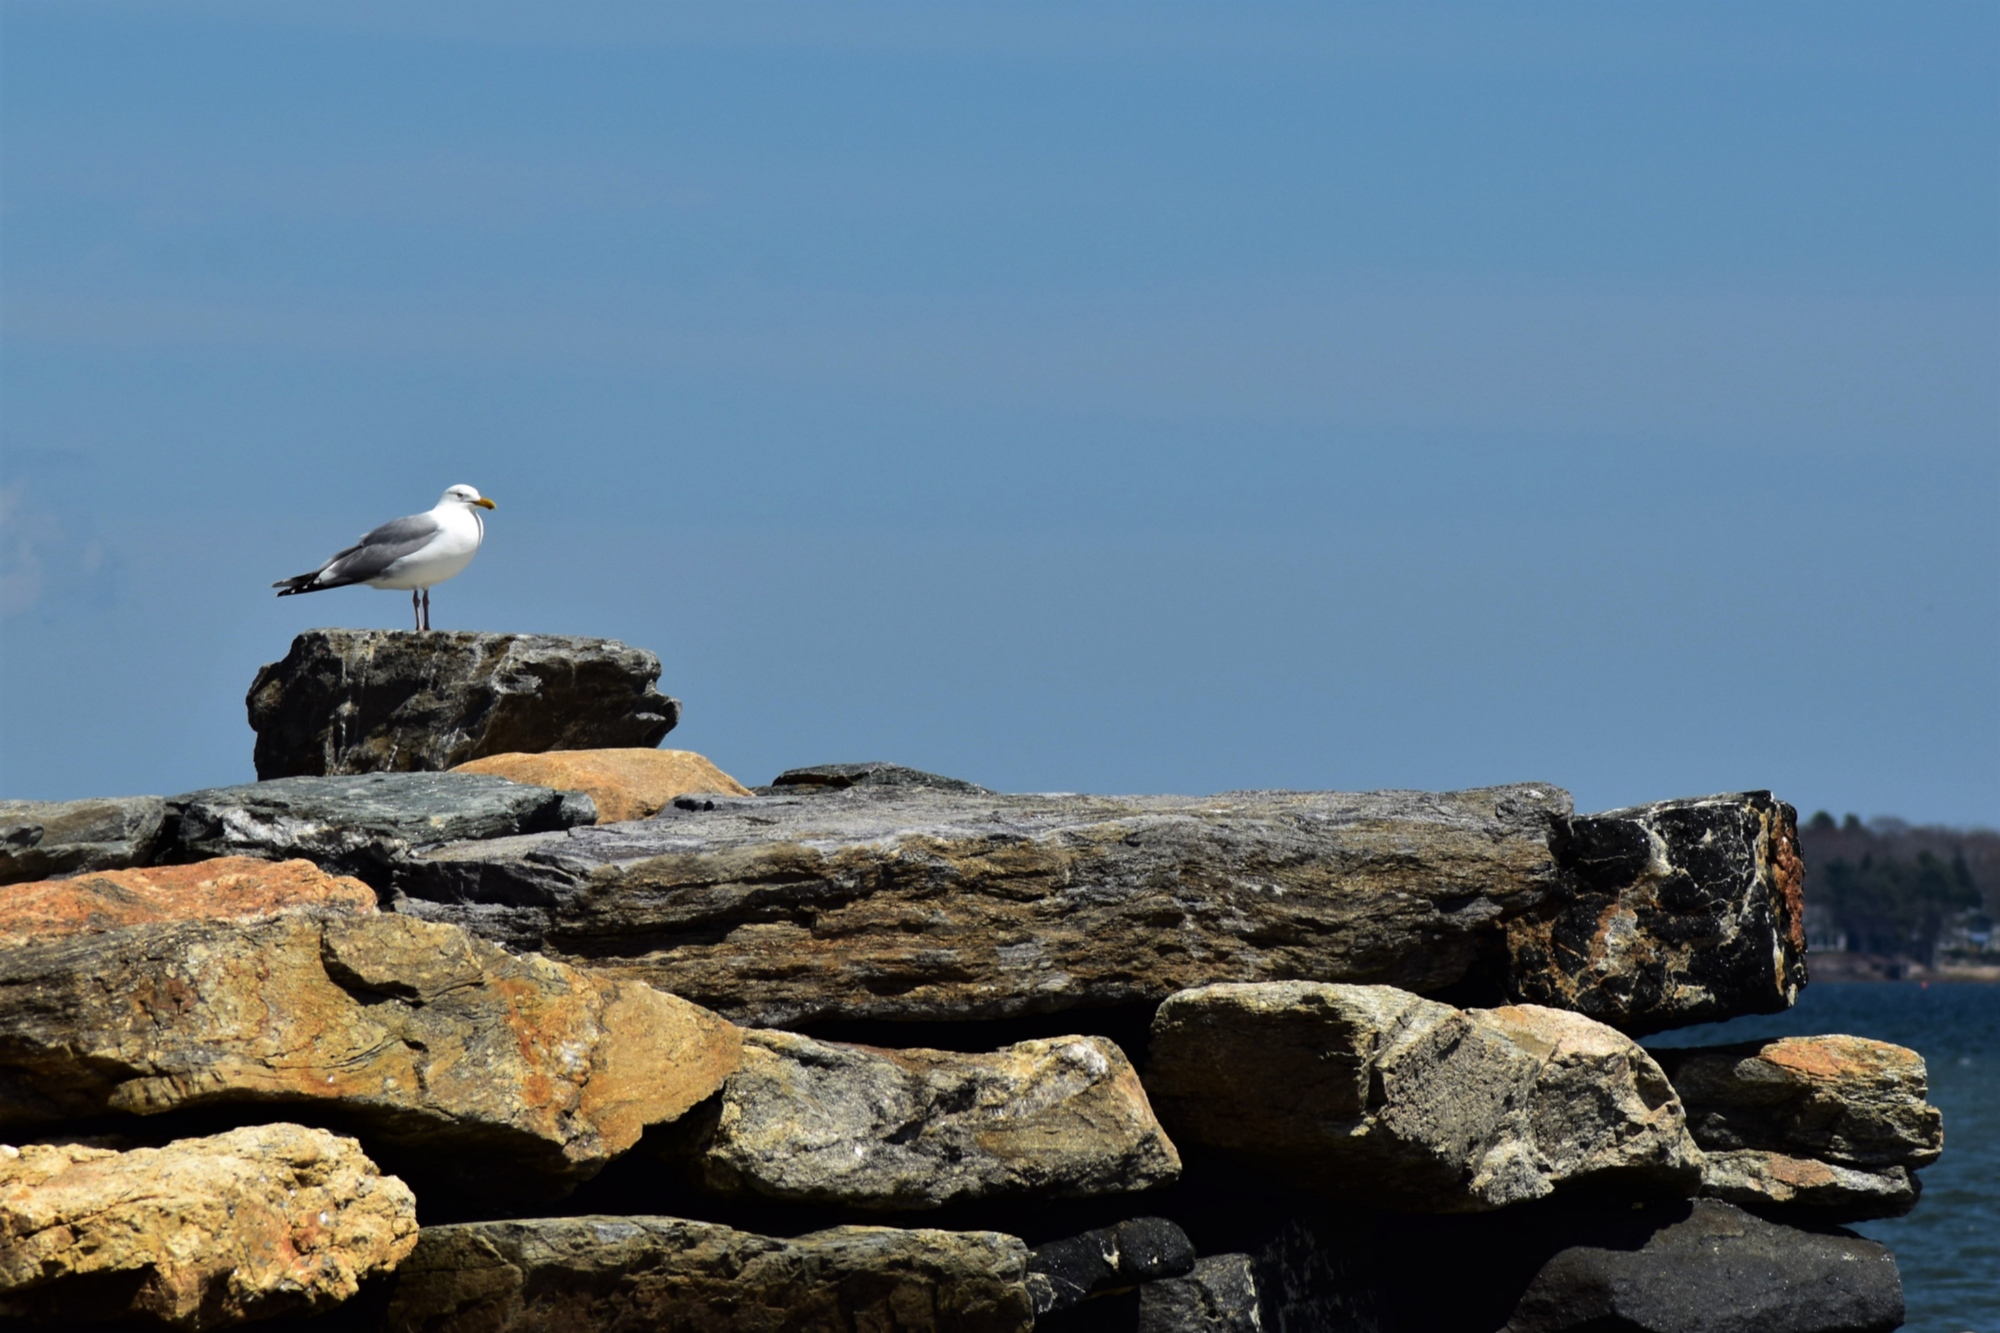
[274,511,441,593]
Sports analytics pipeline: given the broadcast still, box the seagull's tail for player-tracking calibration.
[274,572,330,596]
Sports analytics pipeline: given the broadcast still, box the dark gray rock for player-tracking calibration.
[247,629,679,779]
[758,761,993,796]
[1508,791,1806,1034]
[0,797,168,885]
[381,1215,1034,1333]
[1503,1199,1902,1333]
[169,773,595,887]
[390,783,1571,1026]
[1137,1255,1263,1333]
[1027,1218,1197,1315]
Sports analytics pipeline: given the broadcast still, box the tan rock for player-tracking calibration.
[0,857,375,947]
[681,1031,1181,1209]
[0,1123,417,1329]
[453,749,750,822]
[0,913,742,1196]
[1146,982,1701,1211]
[384,1215,1034,1333]
[1653,1034,1942,1169]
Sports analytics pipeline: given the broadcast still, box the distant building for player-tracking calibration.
[1803,901,1847,954]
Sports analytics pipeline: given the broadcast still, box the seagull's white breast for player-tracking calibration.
[365,503,485,590]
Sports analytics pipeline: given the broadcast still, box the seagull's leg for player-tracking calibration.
[412,590,422,632]
[422,589,432,632]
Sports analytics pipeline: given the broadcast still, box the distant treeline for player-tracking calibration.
[1799,812,2000,964]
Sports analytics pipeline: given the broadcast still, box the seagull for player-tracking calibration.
[274,484,496,631]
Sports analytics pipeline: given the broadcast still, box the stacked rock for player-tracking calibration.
[0,632,1938,1331]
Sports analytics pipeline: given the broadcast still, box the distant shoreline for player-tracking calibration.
[1807,953,2000,985]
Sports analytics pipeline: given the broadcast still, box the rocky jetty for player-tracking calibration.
[0,632,1937,1331]
[247,630,680,778]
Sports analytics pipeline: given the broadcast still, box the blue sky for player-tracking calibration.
[3,1,1995,822]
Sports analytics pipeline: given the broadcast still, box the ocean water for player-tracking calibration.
[1647,982,2000,1333]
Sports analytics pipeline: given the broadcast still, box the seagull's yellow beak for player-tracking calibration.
[474,497,496,509]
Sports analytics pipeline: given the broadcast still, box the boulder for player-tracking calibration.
[1135,1255,1263,1333]
[453,748,751,822]
[676,1031,1181,1210]
[1145,982,1701,1211]
[167,772,596,887]
[1027,1217,1195,1316]
[381,1215,1035,1333]
[1651,1035,1942,1169]
[392,783,1571,1026]
[1506,791,1805,1034]
[1503,1198,1902,1333]
[247,629,680,779]
[760,762,994,796]
[1651,1034,1941,1221]
[0,913,740,1196]
[0,1123,417,1329]
[0,857,375,948]
[0,795,168,885]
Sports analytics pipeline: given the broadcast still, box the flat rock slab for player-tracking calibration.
[1503,1198,1902,1333]
[678,1031,1180,1210]
[393,783,1570,1026]
[0,913,740,1196]
[1652,1033,1941,1221]
[1695,1149,1917,1220]
[382,1215,1035,1333]
[454,748,752,822]
[1506,791,1805,1034]
[0,857,375,948]
[248,629,681,779]
[0,795,168,885]
[761,762,995,796]
[1146,982,1700,1211]
[168,772,597,887]
[0,1123,417,1330]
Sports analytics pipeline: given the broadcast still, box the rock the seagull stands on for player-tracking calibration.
[247,631,680,778]
[273,484,495,631]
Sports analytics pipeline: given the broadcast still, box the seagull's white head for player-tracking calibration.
[440,484,497,510]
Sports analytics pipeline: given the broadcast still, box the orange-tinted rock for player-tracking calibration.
[0,857,375,947]
[0,913,742,1199]
[1653,1034,1942,1169]
[452,749,751,823]
[0,1123,417,1329]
